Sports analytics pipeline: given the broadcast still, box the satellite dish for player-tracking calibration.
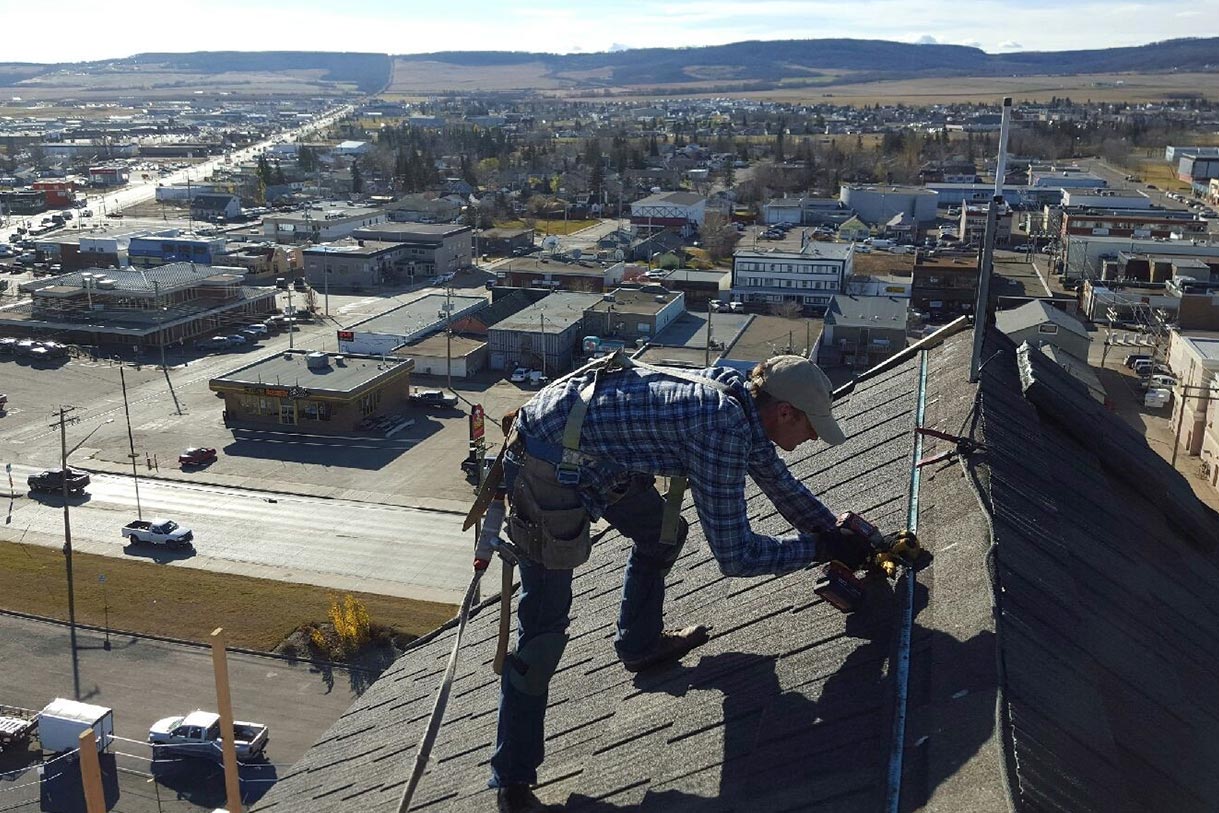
[613,249,625,261]
[570,247,582,260]
[541,236,560,252]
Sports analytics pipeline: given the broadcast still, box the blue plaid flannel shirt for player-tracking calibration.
[514,364,838,576]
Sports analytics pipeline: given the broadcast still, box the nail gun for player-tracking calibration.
[813,512,921,613]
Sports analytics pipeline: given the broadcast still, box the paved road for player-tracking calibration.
[4,464,491,604]
[0,612,360,812]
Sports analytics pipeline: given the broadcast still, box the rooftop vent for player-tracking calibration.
[305,351,329,370]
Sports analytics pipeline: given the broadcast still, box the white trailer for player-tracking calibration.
[37,698,114,754]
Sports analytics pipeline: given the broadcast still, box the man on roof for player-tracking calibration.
[490,353,876,813]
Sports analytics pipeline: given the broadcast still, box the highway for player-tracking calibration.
[4,464,491,604]
[0,104,353,244]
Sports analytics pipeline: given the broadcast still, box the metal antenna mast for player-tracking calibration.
[969,97,1013,382]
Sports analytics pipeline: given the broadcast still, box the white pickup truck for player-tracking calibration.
[121,518,194,549]
[148,710,269,762]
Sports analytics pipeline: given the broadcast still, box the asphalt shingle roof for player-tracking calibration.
[255,325,1219,813]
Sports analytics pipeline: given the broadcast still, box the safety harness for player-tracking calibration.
[545,348,736,544]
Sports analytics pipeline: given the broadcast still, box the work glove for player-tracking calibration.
[813,528,872,571]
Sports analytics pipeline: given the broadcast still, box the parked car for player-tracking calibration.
[28,468,90,494]
[293,279,308,292]
[0,338,16,354]
[509,367,530,384]
[0,393,7,411]
[148,710,268,763]
[195,336,229,350]
[1139,374,1178,392]
[178,447,217,466]
[1123,353,1152,369]
[1144,388,1171,409]
[275,277,288,290]
[409,388,459,408]
[121,518,194,548]
[224,334,248,347]
[243,324,269,336]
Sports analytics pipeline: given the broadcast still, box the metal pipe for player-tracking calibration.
[885,349,929,813]
[971,97,1014,383]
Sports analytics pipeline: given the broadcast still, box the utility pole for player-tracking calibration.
[1170,383,1214,469]
[705,306,713,367]
[286,285,294,350]
[54,406,81,701]
[120,368,142,521]
[539,312,547,379]
[443,286,455,392]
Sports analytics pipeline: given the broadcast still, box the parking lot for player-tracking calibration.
[0,284,532,513]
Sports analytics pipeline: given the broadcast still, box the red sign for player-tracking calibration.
[337,330,354,342]
[469,404,485,442]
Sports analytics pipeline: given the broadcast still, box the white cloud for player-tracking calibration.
[608,43,632,52]
[997,40,1024,51]
[916,35,939,44]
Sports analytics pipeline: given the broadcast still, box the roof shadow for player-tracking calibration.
[561,585,997,812]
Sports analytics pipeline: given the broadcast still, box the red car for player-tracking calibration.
[178,447,217,466]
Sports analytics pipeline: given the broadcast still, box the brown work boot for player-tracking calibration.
[620,625,711,673]
[497,784,563,812]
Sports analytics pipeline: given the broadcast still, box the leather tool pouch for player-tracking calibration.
[507,455,592,570]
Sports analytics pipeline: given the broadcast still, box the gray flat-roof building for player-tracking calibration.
[840,185,938,226]
[209,350,415,433]
[487,292,603,372]
[337,293,488,357]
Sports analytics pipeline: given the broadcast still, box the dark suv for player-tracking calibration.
[28,468,91,494]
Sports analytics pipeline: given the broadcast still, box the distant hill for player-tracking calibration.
[393,37,1219,90]
[0,38,1216,100]
[0,51,392,98]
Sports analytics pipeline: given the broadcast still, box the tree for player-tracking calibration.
[351,160,363,194]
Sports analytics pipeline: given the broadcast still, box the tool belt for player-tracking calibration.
[506,452,593,570]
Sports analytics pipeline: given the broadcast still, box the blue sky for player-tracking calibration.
[1,0,1210,63]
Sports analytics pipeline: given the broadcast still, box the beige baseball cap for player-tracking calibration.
[759,355,846,445]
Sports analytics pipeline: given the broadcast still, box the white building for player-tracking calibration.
[629,191,706,233]
[731,240,855,314]
[263,204,387,244]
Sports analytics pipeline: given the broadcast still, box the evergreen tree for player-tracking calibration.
[351,161,363,194]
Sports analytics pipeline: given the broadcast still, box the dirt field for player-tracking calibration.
[569,71,1219,106]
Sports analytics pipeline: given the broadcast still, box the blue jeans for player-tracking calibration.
[489,473,684,787]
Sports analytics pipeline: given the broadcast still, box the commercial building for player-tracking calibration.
[0,262,276,347]
[584,286,686,348]
[840,185,938,226]
[494,257,626,293]
[1058,208,1206,241]
[262,203,387,244]
[32,180,77,208]
[209,350,415,433]
[730,240,854,314]
[911,253,979,320]
[1061,235,1219,282]
[817,295,908,369]
[629,191,706,235]
[87,166,129,187]
[349,223,473,279]
[959,202,1013,246]
[486,292,603,372]
[1165,332,1219,490]
[336,293,487,356]
[128,230,228,268]
[302,240,411,291]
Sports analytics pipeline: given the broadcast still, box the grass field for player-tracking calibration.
[0,540,457,652]
[567,71,1219,106]
[496,218,599,235]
